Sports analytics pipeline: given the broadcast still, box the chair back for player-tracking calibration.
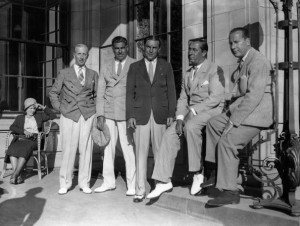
[42,120,53,151]
[43,120,53,135]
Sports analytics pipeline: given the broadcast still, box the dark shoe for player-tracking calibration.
[17,176,24,184]
[133,195,145,203]
[195,187,222,198]
[206,190,240,207]
[200,175,216,188]
[10,177,17,185]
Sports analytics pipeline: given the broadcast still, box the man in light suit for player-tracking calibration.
[147,38,225,199]
[126,36,177,203]
[202,27,274,206]
[94,36,136,196]
[49,44,98,195]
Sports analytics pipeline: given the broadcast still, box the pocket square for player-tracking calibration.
[201,80,209,86]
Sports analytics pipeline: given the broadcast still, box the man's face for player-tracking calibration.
[74,46,88,67]
[112,42,128,62]
[188,42,206,66]
[229,31,250,59]
[143,40,160,61]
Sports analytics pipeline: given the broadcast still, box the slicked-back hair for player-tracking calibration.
[74,44,88,53]
[112,36,128,46]
[143,35,161,48]
[188,38,208,53]
[229,27,250,39]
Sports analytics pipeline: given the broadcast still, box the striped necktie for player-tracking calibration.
[78,67,84,86]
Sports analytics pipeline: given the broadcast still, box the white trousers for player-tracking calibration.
[59,114,95,189]
[102,119,136,191]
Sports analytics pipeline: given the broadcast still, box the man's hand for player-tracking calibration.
[175,119,184,136]
[127,118,136,129]
[24,130,33,138]
[97,116,105,131]
[222,120,234,137]
[166,117,173,127]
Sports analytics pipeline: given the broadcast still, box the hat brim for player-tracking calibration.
[24,104,36,111]
[91,118,110,148]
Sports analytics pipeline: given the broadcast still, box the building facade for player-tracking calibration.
[0,0,298,185]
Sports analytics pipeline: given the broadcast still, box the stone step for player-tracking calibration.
[150,186,300,226]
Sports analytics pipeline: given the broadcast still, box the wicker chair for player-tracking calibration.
[0,120,53,180]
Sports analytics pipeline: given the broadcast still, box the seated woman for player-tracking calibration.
[6,98,56,184]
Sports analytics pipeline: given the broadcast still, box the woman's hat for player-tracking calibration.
[24,98,37,111]
[91,117,110,148]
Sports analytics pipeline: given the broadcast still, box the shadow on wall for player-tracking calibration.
[245,22,264,50]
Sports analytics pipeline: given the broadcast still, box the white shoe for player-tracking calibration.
[80,187,92,194]
[126,189,135,196]
[58,188,68,195]
[190,174,204,195]
[94,185,116,193]
[146,182,173,199]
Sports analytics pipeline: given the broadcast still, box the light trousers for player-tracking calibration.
[205,112,261,190]
[134,112,166,196]
[59,114,95,189]
[151,112,210,182]
[102,119,136,191]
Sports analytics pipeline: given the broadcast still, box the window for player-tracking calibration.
[0,0,69,112]
[132,0,182,97]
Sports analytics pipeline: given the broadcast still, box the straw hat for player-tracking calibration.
[91,117,110,148]
[24,98,37,110]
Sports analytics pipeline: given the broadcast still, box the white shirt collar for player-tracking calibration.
[74,64,85,72]
[192,62,203,71]
[115,56,127,65]
[144,57,157,64]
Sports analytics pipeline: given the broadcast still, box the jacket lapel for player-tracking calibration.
[236,48,254,82]
[110,60,119,80]
[85,68,91,89]
[184,69,193,96]
[152,58,161,85]
[116,57,131,82]
[139,59,151,83]
[190,59,208,94]
[70,66,83,91]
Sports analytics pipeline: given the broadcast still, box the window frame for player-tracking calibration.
[0,0,69,112]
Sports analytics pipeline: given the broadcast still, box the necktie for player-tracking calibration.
[238,59,244,72]
[78,67,84,86]
[149,61,154,82]
[191,66,198,81]
[117,61,122,76]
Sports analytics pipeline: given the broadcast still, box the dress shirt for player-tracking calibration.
[114,57,127,75]
[144,58,157,76]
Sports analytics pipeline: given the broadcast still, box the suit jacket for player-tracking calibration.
[126,58,176,125]
[228,47,274,128]
[96,56,136,121]
[10,107,56,135]
[176,59,225,118]
[49,66,98,122]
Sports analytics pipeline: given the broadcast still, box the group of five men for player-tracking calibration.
[49,27,273,207]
